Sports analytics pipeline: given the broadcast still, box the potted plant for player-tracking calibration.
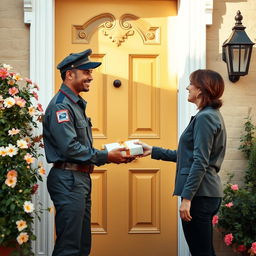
[213,116,256,256]
[0,64,45,255]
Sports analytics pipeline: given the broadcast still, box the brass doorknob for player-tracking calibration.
[113,79,122,88]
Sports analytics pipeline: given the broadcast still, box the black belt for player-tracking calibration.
[53,162,94,173]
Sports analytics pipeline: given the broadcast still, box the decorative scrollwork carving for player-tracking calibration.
[72,13,160,46]
[78,31,87,39]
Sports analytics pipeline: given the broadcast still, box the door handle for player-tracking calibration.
[113,79,122,88]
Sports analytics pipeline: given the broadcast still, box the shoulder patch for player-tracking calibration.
[56,109,70,123]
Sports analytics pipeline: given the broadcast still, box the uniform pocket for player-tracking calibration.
[56,169,75,192]
[72,172,91,196]
[75,119,89,143]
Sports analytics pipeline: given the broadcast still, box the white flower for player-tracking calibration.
[16,220,27,231]
[5,177,17,188]
[17,139,28,149]
[17,232,29,245]
[23,201,34,213]
[13,73,23,81]
[3,64,12,71]
[39,167,46,175]
[0,147,7,157]
[28,106,36,116]
[3,97,15,108]
[8,128,20,136]
[24,153,35,164]
[6,144,18,157]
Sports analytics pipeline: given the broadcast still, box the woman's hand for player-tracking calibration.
[179,198,192,222]
[135,141,152,157]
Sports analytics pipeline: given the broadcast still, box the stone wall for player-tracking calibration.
[0,0,29,77]
[207,0,256,255]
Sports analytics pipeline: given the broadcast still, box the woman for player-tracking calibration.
[139,69,226,256]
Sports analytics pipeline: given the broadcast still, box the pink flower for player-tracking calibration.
[224,233,233,246]
[37,103,43,112]
[25,77,33,84]
[225,202,234,208]
[33,82,40,90]
[14,96,26,108]
[0,68,9,79]
[8,87,19,96]
[33,91,39,100]
[7,170,17,179]
[251,242,256,254]
[212,215,219,225]
[237,245,247,252]
[231,184,239,191]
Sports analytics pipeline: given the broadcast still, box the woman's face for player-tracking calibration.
[186,83,201,104]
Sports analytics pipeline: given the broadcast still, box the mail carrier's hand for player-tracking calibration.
[107,148,135,164]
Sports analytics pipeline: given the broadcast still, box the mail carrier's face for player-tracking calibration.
[70,69,93,94]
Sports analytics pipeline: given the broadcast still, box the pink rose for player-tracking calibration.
[25,77,33,84]
[251,242,256,254]
[224,233,233,246]
[225,202,234,208]
[212,215,218,225]
[14,96,26,108]
[237,245,247,252]
[9,87,19,96]
[231,184,239,191]
[0,68,9,79]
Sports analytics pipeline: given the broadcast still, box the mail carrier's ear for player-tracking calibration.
[66,70,75,81]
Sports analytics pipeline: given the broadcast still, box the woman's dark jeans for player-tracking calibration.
[182,196,222,256]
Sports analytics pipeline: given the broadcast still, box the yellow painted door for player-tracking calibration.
[55,1,177,255]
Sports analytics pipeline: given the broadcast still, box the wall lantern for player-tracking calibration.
[222,10,255,83]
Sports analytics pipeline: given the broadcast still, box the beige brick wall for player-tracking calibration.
[207,0,256,255]
[0,0,29,77]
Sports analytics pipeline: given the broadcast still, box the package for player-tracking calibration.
[104,139,143,156]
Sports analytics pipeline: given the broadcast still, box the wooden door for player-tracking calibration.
[55,1,177,255]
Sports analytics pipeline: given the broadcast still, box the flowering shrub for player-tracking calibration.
[0,64,45,255]
[213,116,256,255]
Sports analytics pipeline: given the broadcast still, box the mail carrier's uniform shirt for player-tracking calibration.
[43,84,108,166]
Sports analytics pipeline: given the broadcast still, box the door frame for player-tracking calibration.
[24,0,213,255]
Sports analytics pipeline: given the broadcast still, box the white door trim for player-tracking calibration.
[24,0,55,255]
[24,0,212,255]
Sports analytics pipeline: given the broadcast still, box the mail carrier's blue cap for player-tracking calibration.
[57,49,101,73]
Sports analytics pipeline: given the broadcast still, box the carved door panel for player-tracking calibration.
[55,1,178,255]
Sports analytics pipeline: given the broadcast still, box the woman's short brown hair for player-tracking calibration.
[189,69,225,109]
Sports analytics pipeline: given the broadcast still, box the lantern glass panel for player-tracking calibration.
[225,46,231,74]
[230,45,240,72]
[240,45,250,72]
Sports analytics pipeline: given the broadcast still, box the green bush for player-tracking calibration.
[215,116,256,255]
[0,64,44,255]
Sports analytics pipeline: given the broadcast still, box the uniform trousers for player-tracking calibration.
[182,196,221,256]
[47,167,92,256]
